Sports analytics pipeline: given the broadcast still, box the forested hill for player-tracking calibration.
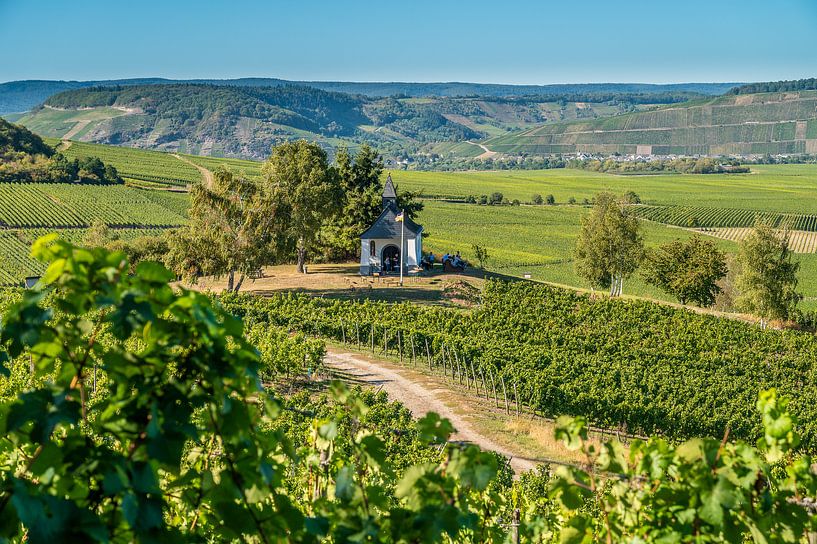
[23,83,483,159]
[18,82,699,160]
[728,77,817,95]
[485,89,817,156]
[0,78,740,114]
[0,117,53,158]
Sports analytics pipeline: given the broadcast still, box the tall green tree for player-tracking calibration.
[315,145,423,262]
[167,168,274,292]
[641,236,727,306]
[319,145,385,260]
[574,192,644,296]
[735,223,801,326]
[262,140,341,273]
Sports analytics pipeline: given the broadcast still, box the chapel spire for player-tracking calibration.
[382,173,397,209]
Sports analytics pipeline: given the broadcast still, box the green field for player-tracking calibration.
[394,164,817,213]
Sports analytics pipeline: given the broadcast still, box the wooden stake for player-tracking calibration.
[488,368,498,407]
[501,376,509,415]
[513,381,520,418]
[398,330,403,364]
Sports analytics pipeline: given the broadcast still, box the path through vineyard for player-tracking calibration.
[324,348,538,474]
[172,154,213,188]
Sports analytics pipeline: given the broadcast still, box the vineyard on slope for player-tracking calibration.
[59,141,202,187]
[221,279,817,449]
[0,183,187,228]
[633,204,817,231]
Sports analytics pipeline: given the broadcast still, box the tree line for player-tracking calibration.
[574,192,802,325]
[0,118,121,184]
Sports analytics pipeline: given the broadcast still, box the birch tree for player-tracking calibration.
[574,192,644,296]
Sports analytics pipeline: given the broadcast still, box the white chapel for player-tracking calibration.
[359,174,423,275]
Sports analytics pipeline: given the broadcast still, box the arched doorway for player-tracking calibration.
[381,245,400,273]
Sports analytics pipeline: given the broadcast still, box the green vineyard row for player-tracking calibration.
[0,183,187,228]
[220,280,817,449]
[632,204,817,231]
[59,141,203,186]
[0,228,168,286]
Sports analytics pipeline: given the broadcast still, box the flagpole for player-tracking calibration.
[399,209,404,286]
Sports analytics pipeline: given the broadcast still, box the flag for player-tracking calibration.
[395,211,404,222]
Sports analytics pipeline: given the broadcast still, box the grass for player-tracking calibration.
[393,164,817,214]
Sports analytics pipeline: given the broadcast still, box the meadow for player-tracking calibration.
[394,164,817,213]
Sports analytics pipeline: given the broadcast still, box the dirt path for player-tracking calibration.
[62,120,91,141]
[324,348,537,474]
[468,141,498,160]
[172,153,213,188]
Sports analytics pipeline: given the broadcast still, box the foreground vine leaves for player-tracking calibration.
[0,236,816,543]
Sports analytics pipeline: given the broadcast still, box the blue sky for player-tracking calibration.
[1,0,816,84]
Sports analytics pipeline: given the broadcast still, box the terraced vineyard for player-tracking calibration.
[485,90,817,156]
[632,205,817,232]
[59,141,203,188]
[0,183,187,228]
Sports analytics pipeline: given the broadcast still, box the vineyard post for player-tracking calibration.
[488,368,498,407]
[529,388,537,420]
[511,508,520,544]
[425,338,431,370]
[383,328,388,354]
[480,368,488,399]
[398,330,403,364]
[370,324,375,353]
[513,381,520,418]
[410,334,416,366]
[469,358,479,395]
[501,376,509,414]
[438,342,444,372]
[356,323,360,349]
[341,320,346,344]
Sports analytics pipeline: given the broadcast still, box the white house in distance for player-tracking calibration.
[359,174,423,275]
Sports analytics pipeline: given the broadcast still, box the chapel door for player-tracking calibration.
[381,245,400,274]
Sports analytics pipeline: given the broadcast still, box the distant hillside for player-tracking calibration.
[729,77,817,95]
[484,90,817,157]
[0,77,739,114]
[16,83,675,160]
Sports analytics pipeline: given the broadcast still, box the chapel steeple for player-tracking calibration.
[382,173,397,209]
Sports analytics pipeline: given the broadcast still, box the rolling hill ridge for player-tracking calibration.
[14,83,667,159]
